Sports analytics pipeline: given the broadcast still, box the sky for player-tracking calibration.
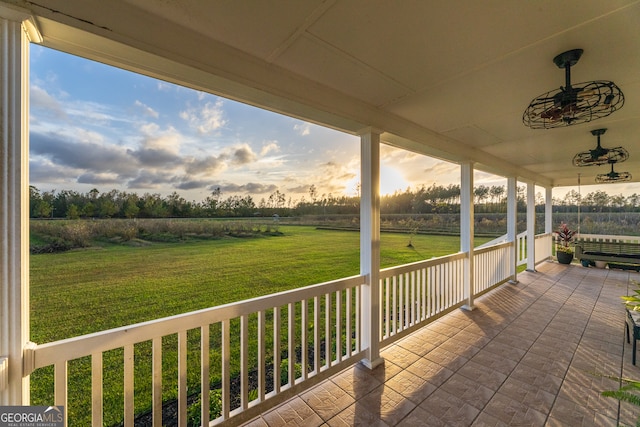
[29,44,470,203]
[28,45,633,204]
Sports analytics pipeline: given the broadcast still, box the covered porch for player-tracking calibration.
[2,1,640,426]
[247,262,640,427]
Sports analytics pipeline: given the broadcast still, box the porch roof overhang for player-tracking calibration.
[4,0,640,189]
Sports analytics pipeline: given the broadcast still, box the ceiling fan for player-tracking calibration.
[572,128,628,167]
[595,160,632,184]
[523,49,625,129]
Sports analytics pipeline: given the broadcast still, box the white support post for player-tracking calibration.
[0,4,40,405]
[460,163,474,310]
[507,177,518,283]
[526,182,536,272]
[358,128,383,369]
[545,187,552,235]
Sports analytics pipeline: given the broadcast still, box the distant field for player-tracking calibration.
[29,224,490,425]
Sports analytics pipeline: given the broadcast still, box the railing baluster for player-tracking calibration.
[325,293,331,369]
[399,274,404,331]
[445,262,449,308]
[355,285,361,353]
[91,352,102,427]
[461,258,466,298]
[392,276,397,335]
[443,263,448,309]
[405,273,409,326]
[421,268,426,321]
[427,267,432,316]
[301,300,308,380]
[222,320,230,419]
[241,314,248,408]
[384,278,390,338]
[178,331,187,427]
[152,337,162,427]
[336,290,342,363]
[346,288,352,357]
[448,261,453,307]
[124,344,134,426]
[258,310,266,400]
[378,278,384,340]
[288,302,295,386]
[411,271,417,325]
[273,306,281,393]
[201,326,210,426]
[313,297,320,375]
[54,362,67,426]
[436,264,440,312]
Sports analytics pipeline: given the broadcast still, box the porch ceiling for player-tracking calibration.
[5,0,640,188]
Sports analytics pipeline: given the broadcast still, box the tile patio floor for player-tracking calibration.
[241,261,640,426]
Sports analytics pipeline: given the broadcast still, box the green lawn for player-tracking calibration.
[29,225,490,425]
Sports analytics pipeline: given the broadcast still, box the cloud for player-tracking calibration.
[30,85,67,119]
[128,127,183,167]
[30,132,136,175]
[174,178,215,190]
[127,170,175,188]
[421,162,459,179]
[260,142,280,156]
[214,182,278,194]
[128,147,182,167]
[294,122,311,136]
[65,101,124,126]
[29,157,81,184]
[230,144,257,165]
[180,99,227,134]
[77,172,121,185]
[286,184,313,194]
[138,125,181,151]
[157,81,172,91]
[134,100,159,118]
[184,155,228,175]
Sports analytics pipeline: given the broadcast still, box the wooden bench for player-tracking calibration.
[574,240,640,270]
[626,309,640,365]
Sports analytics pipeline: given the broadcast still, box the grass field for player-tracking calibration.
[29,225,491,425]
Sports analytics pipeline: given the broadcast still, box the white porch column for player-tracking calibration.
[460,163,474,310]
[0,4,40,405]
[507,177,518,283]
[526,182,536,272]
[358,128,383,369]
[545,187,553,234]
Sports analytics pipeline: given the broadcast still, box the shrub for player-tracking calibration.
[187,389,222,427]
[280,358,302,386]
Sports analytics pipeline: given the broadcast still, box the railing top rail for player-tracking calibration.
[32,274,364,370]
[477,234,507,248]
[379,252,466,278]
[474,240,512,255]
[576,233,640,242]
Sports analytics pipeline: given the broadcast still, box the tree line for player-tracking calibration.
[29,184,640,219]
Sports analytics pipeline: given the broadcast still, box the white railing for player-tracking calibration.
[576,233,640,244]
[26,242,521,426]
[379,252,466,344]
[516,231,527,266]
[535,233,553,263]
[474,241,512,294]
[516,231,553,266]
[27,275,366,427]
